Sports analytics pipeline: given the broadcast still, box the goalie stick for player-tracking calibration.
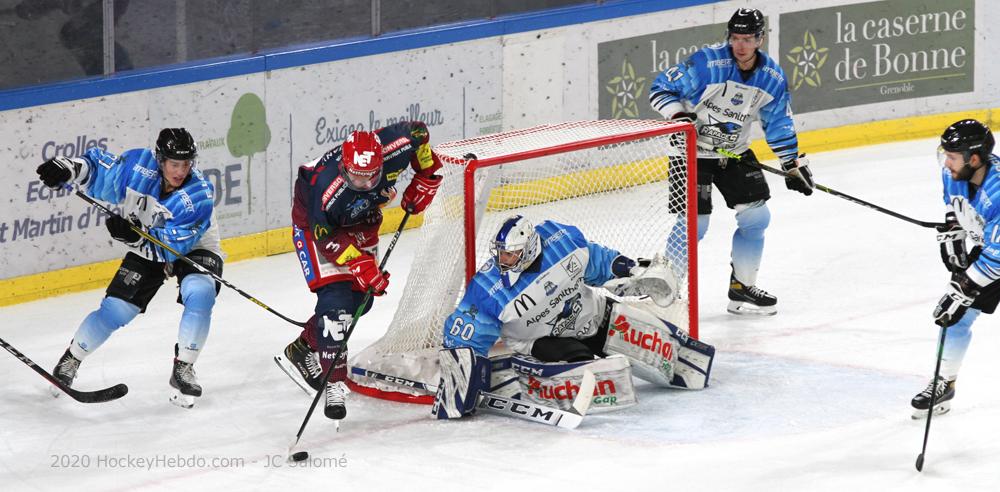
[350,366,595,429]
[1,336,128,403]
[714,148,946,229]
[74,189,308,328]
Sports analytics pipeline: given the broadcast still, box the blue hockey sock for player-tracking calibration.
[731,202,770,285]
[941,308,979,379]
[176,274,216,364]
[71,296,141,359]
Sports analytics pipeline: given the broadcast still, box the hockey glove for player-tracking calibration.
[36,156,88,189]
[670,112,698,124]
[937,212,970,272]
[780,154,815,196]
[346,253,390,295]
[401,173,443,215]
[933,271,980,328]
[105,215,145,247]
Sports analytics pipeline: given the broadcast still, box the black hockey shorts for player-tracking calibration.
[530,301,614,362]
[671,151,770,215]
[106,250,224,312]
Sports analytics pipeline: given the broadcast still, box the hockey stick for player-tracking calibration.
[916,326,949,472]
[74,190,308,328]
[0,336,128,403]
[287,211,411,460]
[350,366,595,429]
[714,148,946,229]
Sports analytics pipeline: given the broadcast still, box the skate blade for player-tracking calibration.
[911,401,951,419]
[727,300,777,316]
[169,389,196,409]
[273,354,318,397]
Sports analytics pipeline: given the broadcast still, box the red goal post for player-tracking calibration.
[348,120,698,404]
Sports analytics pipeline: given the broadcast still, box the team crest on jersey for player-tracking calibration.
[480,258,496,273]
[731,93,744,106]
[411,127,428,141]
[546,292,584,336]
[561,255,582,278]
[700,115,741,145]
[346,198,371,218]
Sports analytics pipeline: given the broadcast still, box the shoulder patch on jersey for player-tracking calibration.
[480,258,496,273]
[560,255,583,278]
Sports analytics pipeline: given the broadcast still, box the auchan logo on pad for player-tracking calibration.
[525,376,616,401]
[609,315,673,359]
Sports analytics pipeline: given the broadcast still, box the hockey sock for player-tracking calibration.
[731,201,770,285]
[177,274,216,364]
[71,296,141,359]
[941,308,979,378]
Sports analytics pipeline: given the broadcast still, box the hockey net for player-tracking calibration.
[348,120,697,403]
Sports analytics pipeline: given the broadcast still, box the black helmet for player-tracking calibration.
[941,119,994,161]
[728,8,765,37]
[155,128,197,161]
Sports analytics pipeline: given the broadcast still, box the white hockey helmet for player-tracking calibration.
[491,215,541,288]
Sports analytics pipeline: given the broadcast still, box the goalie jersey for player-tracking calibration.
[442,221,625,357]
[942,153,1000,298]
[649,43,798,161]
[78,146,221,263]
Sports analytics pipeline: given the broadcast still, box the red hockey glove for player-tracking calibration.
[346,253,390,295]
[401,173,442,214]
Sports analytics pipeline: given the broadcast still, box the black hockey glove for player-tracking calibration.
[36,156,87,189]
[932,271,980,328]
[937,212,970,272]
[780,154,815,196]
[105,215,144,247]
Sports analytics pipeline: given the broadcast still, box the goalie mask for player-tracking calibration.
[491,215,541,288]
[340,130,384,191]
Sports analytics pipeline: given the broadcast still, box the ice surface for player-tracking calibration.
[2,137,998,491]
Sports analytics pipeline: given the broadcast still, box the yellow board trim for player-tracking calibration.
[1,107,994,307]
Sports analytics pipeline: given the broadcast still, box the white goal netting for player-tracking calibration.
[348,120,696,403]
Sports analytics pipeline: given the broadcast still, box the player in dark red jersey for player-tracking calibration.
[275,122,442,420]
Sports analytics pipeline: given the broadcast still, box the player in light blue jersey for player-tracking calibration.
[912,119,1000,418]
[432,216,715,419]
[650,8,815,316]
[36,128,223,408]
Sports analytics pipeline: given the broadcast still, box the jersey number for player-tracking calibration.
[448,318,475,341]
[663,66,684,82]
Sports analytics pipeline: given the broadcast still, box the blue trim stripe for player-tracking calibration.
[0,0,719,112]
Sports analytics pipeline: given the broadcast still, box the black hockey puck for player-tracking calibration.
[289,451,309,462]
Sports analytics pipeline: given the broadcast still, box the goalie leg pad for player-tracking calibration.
[604,302,715,389]
[432,347,490,419]
[511,354,637,413]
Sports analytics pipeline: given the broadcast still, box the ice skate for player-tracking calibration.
[50,348,81,398]
[911,376,955,419]
[324,381,350,421]
[274,336,324,396]
[169,358,202,409]
[727,271,777,316]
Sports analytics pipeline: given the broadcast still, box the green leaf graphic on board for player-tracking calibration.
[227,93,271,214]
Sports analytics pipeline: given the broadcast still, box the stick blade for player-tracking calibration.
[68,383,129,403]
[915,453,925,472]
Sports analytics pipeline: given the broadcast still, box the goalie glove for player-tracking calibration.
[933,271,980,328]
[780,154,815,196]
[937,212,970,272]
[36,156,89,189]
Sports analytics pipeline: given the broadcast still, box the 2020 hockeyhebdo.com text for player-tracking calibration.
[49,453,348,470]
